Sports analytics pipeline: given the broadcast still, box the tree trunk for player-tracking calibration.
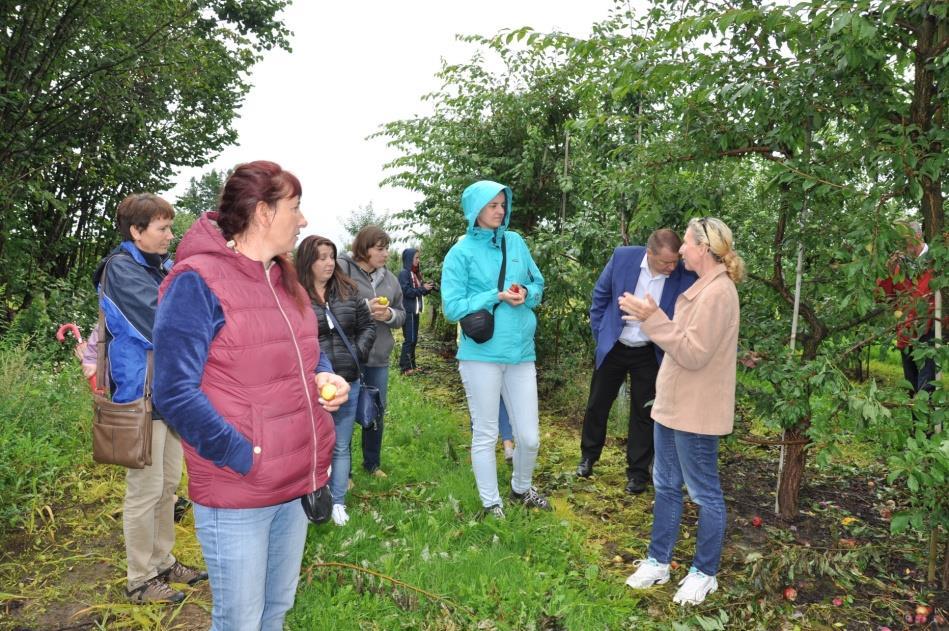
[776,419,810,520]
[942,536,948,590]
[910,11,945,241]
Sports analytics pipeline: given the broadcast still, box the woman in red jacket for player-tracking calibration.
[154,161,347,630]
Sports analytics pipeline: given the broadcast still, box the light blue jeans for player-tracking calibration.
[458,360,540,507]
[193,499,309,631]
[647,421,727,575]
[330,380,360,505]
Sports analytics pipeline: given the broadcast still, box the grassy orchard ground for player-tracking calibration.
[0,337,946,630]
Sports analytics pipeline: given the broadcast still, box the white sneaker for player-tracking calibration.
[331,504,349,526]
[672,568,718,605]
[625,558,671,588]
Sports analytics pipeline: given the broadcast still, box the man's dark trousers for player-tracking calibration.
[580,341,659,483]
[901,331,936,394]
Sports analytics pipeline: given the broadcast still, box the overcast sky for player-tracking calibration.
[166,0,623,247]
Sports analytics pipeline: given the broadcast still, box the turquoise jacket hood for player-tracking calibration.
[461,180,512,238]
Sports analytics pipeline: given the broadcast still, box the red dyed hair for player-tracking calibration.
[218,160,307,310]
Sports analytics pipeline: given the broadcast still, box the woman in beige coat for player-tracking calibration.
[619,217,744,606]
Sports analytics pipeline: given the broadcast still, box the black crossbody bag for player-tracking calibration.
[459,236,506,344]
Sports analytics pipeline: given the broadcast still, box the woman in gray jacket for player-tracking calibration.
[337,225,405,477]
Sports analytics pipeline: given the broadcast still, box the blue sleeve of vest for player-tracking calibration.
[317,349,333,374]
[153,271,253,476]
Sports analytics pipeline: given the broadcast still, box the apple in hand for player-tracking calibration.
[320,384,337,401]
[377,296,389,306]
[509,283,521,294]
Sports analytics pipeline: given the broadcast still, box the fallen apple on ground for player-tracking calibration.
[783,586,798,601]
[751,515,763,527]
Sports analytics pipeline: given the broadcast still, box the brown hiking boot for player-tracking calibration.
[158,560,208,586]
[126,577,185,604]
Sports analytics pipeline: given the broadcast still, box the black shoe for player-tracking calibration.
[576,458,594,478]
[510,487,552,511]
[173,497,192,523]
[477,504,505,520]
[625,477,649,494]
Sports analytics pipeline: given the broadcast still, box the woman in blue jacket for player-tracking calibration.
[441,180,549,518]
[397,247,434,375]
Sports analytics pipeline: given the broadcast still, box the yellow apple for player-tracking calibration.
[377,296,389,306]
[320,384,337,401]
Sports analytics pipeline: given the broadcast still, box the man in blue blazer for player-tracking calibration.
[578,229,697,493]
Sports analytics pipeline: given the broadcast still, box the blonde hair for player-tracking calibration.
[688,217,745,283]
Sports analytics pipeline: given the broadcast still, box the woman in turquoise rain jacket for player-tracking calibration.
[441,180,550,518]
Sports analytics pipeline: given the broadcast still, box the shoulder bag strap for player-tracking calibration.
[491,235,507,314]
[324,304,361,373]
[498,235,507,292]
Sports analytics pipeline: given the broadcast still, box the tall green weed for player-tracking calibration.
[0,343,91,531]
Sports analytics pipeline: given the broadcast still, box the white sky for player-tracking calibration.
[166,0,623,247]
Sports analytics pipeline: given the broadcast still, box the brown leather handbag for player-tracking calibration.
[91,259,153,469]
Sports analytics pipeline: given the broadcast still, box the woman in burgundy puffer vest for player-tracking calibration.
[153,161,348,631]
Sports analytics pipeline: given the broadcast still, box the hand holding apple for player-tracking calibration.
[369,297,391,321]
[499,285,526,306]
[315,372,349,412]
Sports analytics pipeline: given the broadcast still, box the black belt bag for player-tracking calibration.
[459,309,495,344]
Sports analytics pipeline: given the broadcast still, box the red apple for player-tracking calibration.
[914,613,928,625]
[832,597,843,607]
[783,586,797,601]
[915,605,932,617]
[509,283,521,294]
[751,515,763,527]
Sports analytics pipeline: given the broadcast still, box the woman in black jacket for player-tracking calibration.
[296,235,376,526]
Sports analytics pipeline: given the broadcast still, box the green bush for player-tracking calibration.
[0,343,91,531]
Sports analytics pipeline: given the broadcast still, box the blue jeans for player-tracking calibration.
[498,399,513,442]
[399,310,420,372]
[648,422,726,576]
[193,499,309,631]
[330,380,360,504]
[360,365,389,472]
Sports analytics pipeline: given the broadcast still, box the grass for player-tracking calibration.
[0,343,94,531]
[289,367,649,630]
[0,338,944,629]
